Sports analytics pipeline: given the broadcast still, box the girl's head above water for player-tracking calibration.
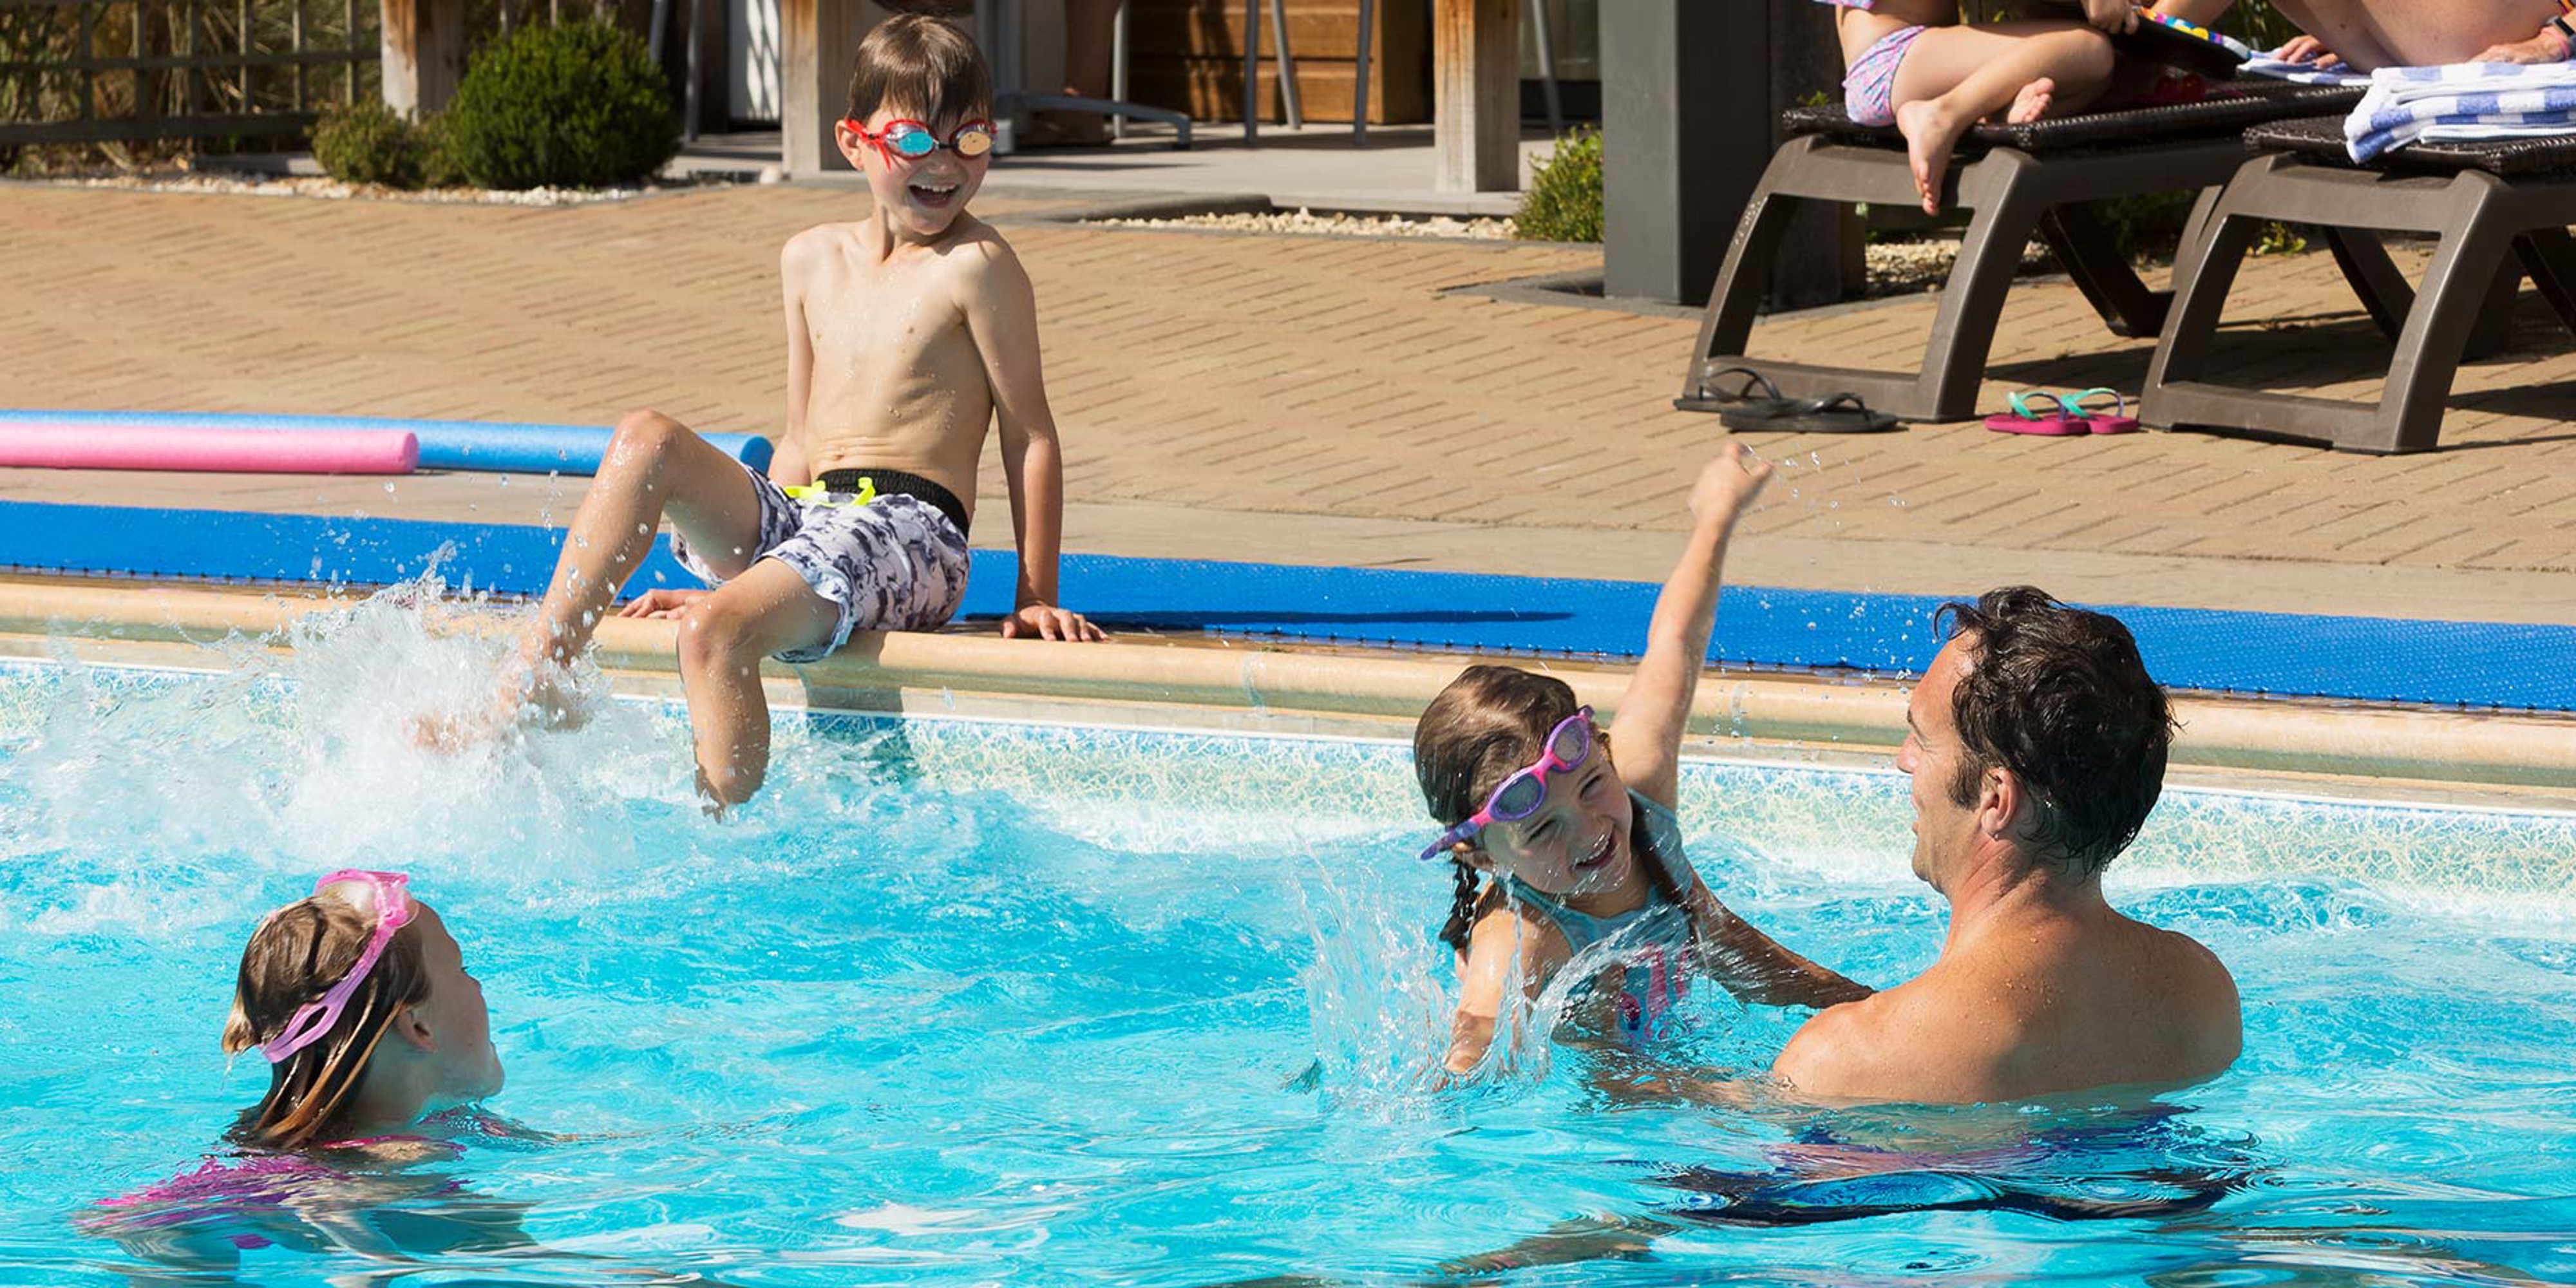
[222,871,502,1150]
[1413,665,1586,833]
[1415,665,1670,950]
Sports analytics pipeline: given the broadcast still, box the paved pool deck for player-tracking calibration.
[1,178,2571,626]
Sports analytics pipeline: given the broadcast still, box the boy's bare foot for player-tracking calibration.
[2008,77,2057,125]
[407,662,587,752]
[1895,99,1973,216]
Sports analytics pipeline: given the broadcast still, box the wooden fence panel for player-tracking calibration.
[0,0,376,146]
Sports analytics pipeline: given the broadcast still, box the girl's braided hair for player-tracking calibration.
[1412,665,1683,952]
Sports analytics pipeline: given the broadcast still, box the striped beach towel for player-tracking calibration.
[2345,61,2576,162]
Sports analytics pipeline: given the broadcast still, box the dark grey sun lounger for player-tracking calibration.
[1678,84,2369,423]
[2143,115,2576,454]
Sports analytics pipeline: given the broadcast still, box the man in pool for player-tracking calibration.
[2154,0,2574,70]
[1770,587,2241,1104]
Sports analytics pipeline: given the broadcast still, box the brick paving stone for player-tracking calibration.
[1,184,2572,621]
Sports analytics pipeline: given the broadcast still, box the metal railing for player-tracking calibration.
[0,0,377,147]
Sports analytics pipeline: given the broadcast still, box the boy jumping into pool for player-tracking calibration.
[439,14,1103,809]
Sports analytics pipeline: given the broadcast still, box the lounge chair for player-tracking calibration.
[2142,115,2576,454]
[1678,83,2368,423]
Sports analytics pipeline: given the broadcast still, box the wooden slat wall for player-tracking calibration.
[1122,0,1428,124]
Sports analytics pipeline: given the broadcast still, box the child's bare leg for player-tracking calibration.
[516,409,767,719]
[672,559,838,810]
[1888,21,2117,214]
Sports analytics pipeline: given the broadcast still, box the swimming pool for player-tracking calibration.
[5,609,2575,1285]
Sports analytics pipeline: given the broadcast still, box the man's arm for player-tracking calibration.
[2472,9,2575,63]
[1606,445,1772,810]
[957,240,1103,641]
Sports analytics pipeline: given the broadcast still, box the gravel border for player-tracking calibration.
[27,169,731,206]
[1088,207,1519,240]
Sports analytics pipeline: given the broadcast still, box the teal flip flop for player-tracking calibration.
[1985,390,2087,436]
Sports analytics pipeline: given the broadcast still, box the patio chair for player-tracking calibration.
[1676,83,2369,423]
[979,0,1195,151]
[2142,115,2576,454]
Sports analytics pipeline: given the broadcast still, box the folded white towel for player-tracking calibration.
[2345,61,2576,162]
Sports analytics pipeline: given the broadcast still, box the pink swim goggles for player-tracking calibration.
[261,869,415,1065]
[1419,706,1596,861]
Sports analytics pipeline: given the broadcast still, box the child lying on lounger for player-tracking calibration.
[1817,0,2145,214]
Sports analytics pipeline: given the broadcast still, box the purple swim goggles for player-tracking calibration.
[1419,706,1596,861]
[261,869,415,1065]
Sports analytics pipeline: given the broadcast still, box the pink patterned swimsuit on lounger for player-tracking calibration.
[1815,0,1928,128]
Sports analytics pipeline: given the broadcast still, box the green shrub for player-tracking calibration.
[415,111,464,188]
[439,17,677,191]
[312,97,430,187]
[1515,127,1602,243]
[2094,190,2197,261]
[2093,192,2306,262]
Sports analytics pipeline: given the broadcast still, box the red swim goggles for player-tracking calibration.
[844,117,996,164]
[1419,706,1596,861]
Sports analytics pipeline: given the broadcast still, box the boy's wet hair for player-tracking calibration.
[220,895,431,1150]
[1413,665,1681,952]
[846,13,992,126]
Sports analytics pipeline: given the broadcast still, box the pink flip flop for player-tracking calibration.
[1985,391,2086,435]
[2070,387,2140,435]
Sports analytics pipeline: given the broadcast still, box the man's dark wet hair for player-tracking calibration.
[1937,587,2175,878]
[846,13,992,126]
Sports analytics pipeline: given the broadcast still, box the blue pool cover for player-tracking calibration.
[2,500,2569,712]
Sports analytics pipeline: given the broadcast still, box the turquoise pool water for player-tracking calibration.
[4,618,2575,1285]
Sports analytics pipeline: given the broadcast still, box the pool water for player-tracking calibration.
[3,600,2574,1285]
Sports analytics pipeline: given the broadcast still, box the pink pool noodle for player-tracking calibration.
[0,423,418,474]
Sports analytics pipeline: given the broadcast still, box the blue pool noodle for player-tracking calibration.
[0,410,772,476]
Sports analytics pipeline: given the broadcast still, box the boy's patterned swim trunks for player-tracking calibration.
[669,459,972,663]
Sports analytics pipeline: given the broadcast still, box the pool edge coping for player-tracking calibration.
[5,578,2571,809]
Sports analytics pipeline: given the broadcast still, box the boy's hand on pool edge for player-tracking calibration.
[1689,442,1776,531]
[618,589,710,620]
[1001,603,1108,642]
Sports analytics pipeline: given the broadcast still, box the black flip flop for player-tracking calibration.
[1675,366,1800,416]
[1719,391,1902,435]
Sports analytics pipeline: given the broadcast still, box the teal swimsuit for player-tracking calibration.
[1499,789,1698,1043]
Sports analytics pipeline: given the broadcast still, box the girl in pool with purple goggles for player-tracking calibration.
[1410,446,1871,1078]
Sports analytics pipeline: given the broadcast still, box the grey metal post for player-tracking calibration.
[1601,0,1842,307]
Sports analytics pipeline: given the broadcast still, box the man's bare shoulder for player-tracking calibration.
[1771,984,1947,1103]
[2138,920,2244,1063]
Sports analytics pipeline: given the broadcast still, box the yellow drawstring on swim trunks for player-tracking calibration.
[782,475,876,506]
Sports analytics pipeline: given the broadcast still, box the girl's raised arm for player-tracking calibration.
[1607,445,1773,809]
